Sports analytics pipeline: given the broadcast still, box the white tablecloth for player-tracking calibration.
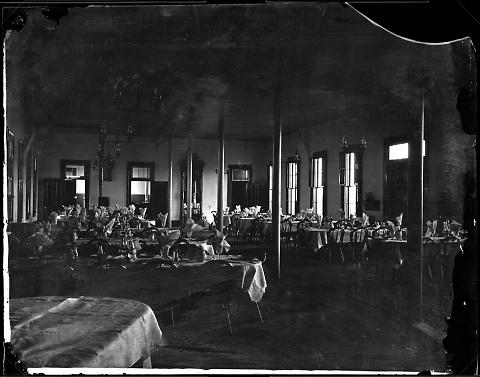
[303,227,329,252]
[9,296,165,368]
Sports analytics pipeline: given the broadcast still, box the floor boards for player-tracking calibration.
[150,243,449,372]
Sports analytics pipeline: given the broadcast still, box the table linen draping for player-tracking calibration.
[302,228,328,253]
[10,257,267,308]
[9,296,165,368]
[234,260,267,302]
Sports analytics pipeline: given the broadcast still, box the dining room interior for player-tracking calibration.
[3,1,478,374]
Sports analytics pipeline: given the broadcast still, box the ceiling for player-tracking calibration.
[5,3,473,144]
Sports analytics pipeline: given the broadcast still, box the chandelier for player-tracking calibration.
[93,124,134,176]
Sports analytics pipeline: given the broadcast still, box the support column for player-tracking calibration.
[407,96,424,321]
[167,135,173,228]
[186,133,193,219]
[217,102,225,233]
[22,131,35,219]
[98,166,103,200]
[272,75,282,279]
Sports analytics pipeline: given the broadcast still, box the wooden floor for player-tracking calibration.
[149,243,450,372]
[8,239,452,372]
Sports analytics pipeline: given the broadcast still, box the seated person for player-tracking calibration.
[27,222,53,256]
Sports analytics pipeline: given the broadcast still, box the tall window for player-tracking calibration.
[340,149,363,218]
[26,150,32,219]
[62,160,90,208]
[33,155,38,217]
[17,140,24,222]
[310,151,327,216]
[267,163,273,211]
[7,129,14,222]
[127,162,154,205]
[286,158,299,215]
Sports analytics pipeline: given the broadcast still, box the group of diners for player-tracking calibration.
[7,203,238,266]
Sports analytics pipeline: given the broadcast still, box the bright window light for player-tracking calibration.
[388,141,426,160]
[76,179,85,194]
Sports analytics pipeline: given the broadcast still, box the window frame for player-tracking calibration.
[286,157,300,215]
[310,151,327,217]
[339,145,364,218]
[33,154,38,217]
[7,128,15,222]
[126,161,155,206]
[267,162,273,211]
[17,139,24,222]
[26,149,33,219]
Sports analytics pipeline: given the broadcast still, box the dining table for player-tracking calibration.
[238,217,255,235]
[9,296,165,368]
[9,254,268,309]
[366,236,465,280]
[301,227,329,253]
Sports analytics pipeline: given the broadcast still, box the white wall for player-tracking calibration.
[37,132,272,220]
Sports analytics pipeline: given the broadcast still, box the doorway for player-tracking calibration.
[227,165,252,209]
[61,159,90,208]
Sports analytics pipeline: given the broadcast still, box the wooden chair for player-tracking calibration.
[348,227,368,264]
[228,214,241,242]
[296,218,313,249]
[245,217,263,245]
[280,218,294,249]
[326,228,345,263]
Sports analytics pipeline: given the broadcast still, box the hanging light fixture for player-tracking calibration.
[93,124,134,173]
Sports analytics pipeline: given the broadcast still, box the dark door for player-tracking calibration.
[228,165,253,209]
[39,179,76,219]
[384,161,408,221]
[231,182,250,209]
[148,181,168,219]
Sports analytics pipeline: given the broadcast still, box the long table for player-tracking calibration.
[9,256,267,308]
[9,296,165,368]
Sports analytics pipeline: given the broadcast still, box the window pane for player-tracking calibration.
[389,143,409,160]
[66,164,85,178]
[131,180,151,203]
[76,179,85,194]
[232,168,250,181]
[389,140,426,160]
[349,153,355,185]
[131,180,146,195]
[347,186,357,217]
[132,166,150,179]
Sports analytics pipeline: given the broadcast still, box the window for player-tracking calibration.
[388,140,426,160]
[7,129,14,222]
[33,155,38,217]
[340,149,363,218]
[61,160,90,208]
[267,163,273,211]
[310,152,327,216]
[26,150,32,219]
[127,162,154,205]
[65,165,85,178]
[18,140,24,222]
[286,158,299,215]
[231,168,251,181]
